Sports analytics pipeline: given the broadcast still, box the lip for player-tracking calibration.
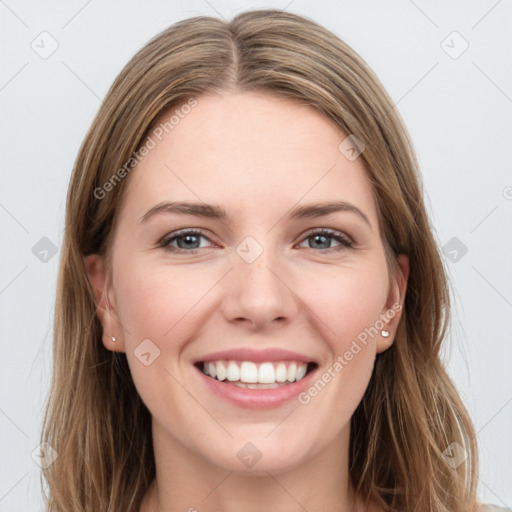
[194,347,316,364]
[195,363,318,410]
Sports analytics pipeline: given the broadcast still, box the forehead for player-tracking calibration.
[119,91,377,227]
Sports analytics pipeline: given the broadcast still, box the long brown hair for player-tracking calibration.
[41,9,479,511]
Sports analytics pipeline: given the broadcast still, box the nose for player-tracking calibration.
[220,248,299,331]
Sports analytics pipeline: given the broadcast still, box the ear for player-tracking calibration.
[376,253,409,354]
[83,254,125,352]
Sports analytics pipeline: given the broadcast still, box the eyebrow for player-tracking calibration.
[140,200,372,230]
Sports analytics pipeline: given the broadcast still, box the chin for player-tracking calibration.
[199,434,312,476]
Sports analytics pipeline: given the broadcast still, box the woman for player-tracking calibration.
[40,8,508,512]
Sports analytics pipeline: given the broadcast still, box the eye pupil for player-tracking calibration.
[310,234,330,249]
[177,234,200,249]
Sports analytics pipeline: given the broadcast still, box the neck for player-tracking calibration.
[140,418,370,512]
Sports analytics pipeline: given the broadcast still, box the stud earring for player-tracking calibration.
[381,330,390,338]
[111,336,116,343]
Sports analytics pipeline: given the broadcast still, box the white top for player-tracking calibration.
[481,505,512,511]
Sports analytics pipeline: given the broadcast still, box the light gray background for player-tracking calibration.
[1,1,511,510]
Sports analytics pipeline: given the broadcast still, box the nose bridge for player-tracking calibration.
[238,247,280,295]
[221,234,297,327]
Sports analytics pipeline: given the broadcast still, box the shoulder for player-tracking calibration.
[479,504,512,512]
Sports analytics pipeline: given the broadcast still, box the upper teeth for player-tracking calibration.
[202,360,309,384]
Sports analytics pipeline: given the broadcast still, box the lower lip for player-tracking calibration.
[195,365,318,409]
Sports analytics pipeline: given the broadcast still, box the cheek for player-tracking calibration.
[292,260,388,407]
[300,260,389,348]
[112,255,228,385]
[111,260,212,419]
[291,268,386,425]
[114,263,206,349]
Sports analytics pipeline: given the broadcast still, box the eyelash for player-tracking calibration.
[158,228,354,254]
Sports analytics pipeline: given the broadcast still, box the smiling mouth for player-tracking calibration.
[194,360,318,389]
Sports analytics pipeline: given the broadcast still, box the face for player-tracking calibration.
[86,91,408,475]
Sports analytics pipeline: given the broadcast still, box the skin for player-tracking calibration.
[85,91,409,512]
